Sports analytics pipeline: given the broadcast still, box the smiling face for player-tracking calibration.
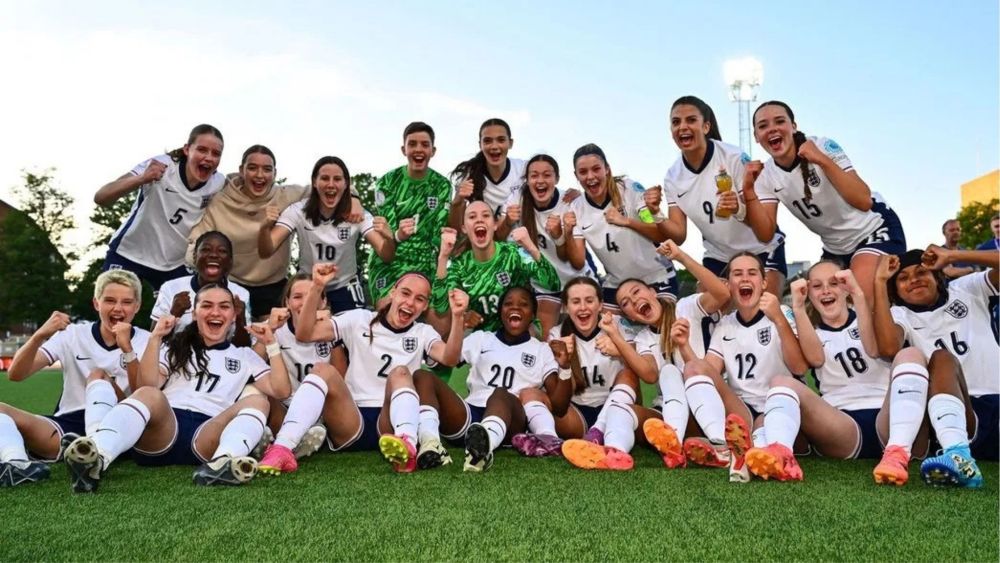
[463,200,496,250]
[195,234,232,284]
[480,124,512,168]
[992,217,1000,238]
[753,104,797,162]
[728,255,765,309]
[670,104,710,154]
[895,264,940,307]
[93,282,140,331]
[402,131,435,175]
[388,274,431,327]
[285,279,325,322]
[615,280,663,326]
[240,152,275,198]
[194,287,236,345]
[565,282,602,333]
[313,162,347,212]
[183,133,223,184]
[500,287,534,337]
[806,262,848,323]
[527,159,558,205]
[574,154,608,200]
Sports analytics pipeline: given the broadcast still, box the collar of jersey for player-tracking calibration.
[584,192,611,210]
[682,139,716,175]
[571,324,600,342]
[91,322,134,351]
[379,315,414,334]
[177,157,209,191]
[486,158,512,186]
[533,188,560,212]
[205,341,232,351]
[816,308,856,332]
[495,329,530,346]
[774,154,802,174]
[736,309,766,328]
[190,276,229,292]
[898,287,950,314]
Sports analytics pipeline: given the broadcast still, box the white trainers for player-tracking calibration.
[293,424,328,459]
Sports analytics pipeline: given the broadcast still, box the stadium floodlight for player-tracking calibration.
[724,57,764,156]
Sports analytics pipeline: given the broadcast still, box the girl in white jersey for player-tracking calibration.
[97,124,226,289]
[412,286,569,472]
[496,155,596,334]
[701,253,809,480]
[661,96,786,297]
[292,265,468,473]
[62,285,291,492]
[744,263,925,483]
[873,247,999,488]
[259,155,395,313]
[448,118,527,226]
[0,271,149,487]
[744,101,907,303]
[565,143,678,310]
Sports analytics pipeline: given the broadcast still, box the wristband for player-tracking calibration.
[553,234,566,246]
[265,343,281,358]
[558,368,572,381]
[121,350,137,364]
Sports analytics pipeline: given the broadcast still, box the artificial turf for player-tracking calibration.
[0,370,996,561]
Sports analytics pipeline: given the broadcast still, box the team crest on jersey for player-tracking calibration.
[338,226,351,241]
[225,357,241,374]
[496,272,511,287]
[375,277,387,290]
[426,196,439,210]
[806,166,821,187]
[200,196,212,209]
[316,342,331,358]
[402,337,418,353]
[848,327,861,340]
[521,353,536,368]
[757,327,772,346]
[945,300,968,319]
[119,354,127,370]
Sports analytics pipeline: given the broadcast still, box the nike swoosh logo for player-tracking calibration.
[913,326,926,330]
[723,336,735,341]
[676,191,689,198]
[361,332,372,338]
[821,341,829,347]
[75,355,91,361]
[936,413,955,420]
[581,225,592,231]
[774,187,784,193]
[480,349,490,354]
[165,187,178,193]
[897,389,921,395]
[279,346,292,351]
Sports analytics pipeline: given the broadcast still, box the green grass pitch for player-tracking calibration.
[0,370,996,561]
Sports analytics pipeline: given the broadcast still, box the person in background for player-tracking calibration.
[940,219,975,278]
[975,213,1000,252]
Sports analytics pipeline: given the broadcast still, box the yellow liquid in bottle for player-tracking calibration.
[715,171,733,218]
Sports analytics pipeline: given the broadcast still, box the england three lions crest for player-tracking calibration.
[521,353,536,368]
[848,327,861,340]
[757,327,772,346]
[403,337,418,353]
[945,300,968,319]
[225,357,241,374]
[496,271,511,287]
[426,196,439,210]
[338,226,351,241]
[316,342,331,358]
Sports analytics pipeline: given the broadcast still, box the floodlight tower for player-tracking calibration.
[724,57,764,157]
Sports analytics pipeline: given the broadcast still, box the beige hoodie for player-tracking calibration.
[188,178,309,287]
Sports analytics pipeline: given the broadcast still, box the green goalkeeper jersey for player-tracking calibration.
[432,241,560,332]
[366,166,452,299]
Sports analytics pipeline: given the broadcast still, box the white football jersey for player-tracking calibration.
[756,137,884,255]
[332,309,442,407]
[891,272,999,396]
[150,275,251,334]
[39,322,151,416]
[274,321,335,397]
[157,343,270,417]
[276,201,374,289]
[547,320,631,407]
[109,155,226,270]
[463,331,558,408]
[631,294,719,373]
[502,188,595,291]
[480,158,527,219]
[708,307,798,411]
[663,140,780,262]
[570,178,676,288]
[814,310,889,410]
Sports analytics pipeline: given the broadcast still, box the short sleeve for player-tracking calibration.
[889,306,914,343]
[753,167,779,202]
[359,211,375,235]
[569,198,586,239]
[244,348,271,381]
[780,305,798,335]
[663,173,680,209]
[500,191,521,218]
[818,137,853,171]
[949,270,998,298]
[157,344,170,373]
[461,331,483,366]
[634,330,657,358]
[130,154,170,177]
[331,311,358,343]
[150,286,171,322]
[707,323,727,358]
[275,202,302,232]
[421,323,443,357]
[537,343,559,380]
[38,329,66,366]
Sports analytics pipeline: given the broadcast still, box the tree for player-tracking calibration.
[11,168,76,258]
[957,198,999,249]
[352,173,379,278]
[0,210,72,329]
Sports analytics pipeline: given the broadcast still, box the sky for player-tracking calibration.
[2,0,998,269]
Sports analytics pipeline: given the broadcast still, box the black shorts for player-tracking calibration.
[703,239,788,278]
[244,279,288,320]
[325,278,367,314]
[103,250,189,292]
[332,406,383,452]
[132,408,212,467]
[571,403,602,429]
[842,408,883,460]
[821,201,907,264]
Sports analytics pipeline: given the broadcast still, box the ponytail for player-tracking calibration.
[657,299,677,363]
[558,317,588,394]
[671,96,722,142]
[165,322,209,380]
[167,123,223,162]
[792,132,814,204]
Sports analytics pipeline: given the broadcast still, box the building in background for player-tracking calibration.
[961,170,999,207]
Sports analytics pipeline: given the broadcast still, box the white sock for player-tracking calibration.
[213,408,267,458]
[388,388,420,443]
[523,401,557,437]
[658,365,688,439]
[275,374,328,450]
[763,387,800,449]
[92,398,151,467]
[885,363,929,453]
[752,426,768,447]
[684,375,726,443]
[0,413,28,463]
[594,385,636,433]
[480,415,507,453]
[85,379,118,435]
[418,405,441,444]
[927,394,969,450]
[604,401,638,453]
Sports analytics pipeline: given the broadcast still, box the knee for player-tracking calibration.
[518,387,548,407]
[387,366,413,388]
[87,369,111,383]
[682,359,708,379]
[770,375,798,389]
[892,346,926,367]
[311,363,341,384]
[928,348,959,372]
[240,393,270,415]
[613,368,639,389]
[130,386,166,406]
